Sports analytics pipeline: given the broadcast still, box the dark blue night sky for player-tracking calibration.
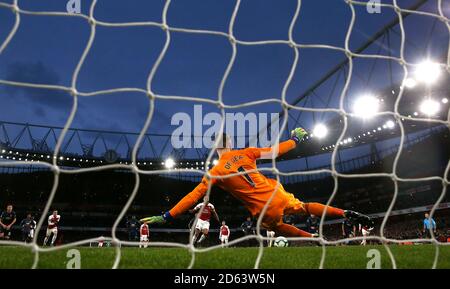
[0,0,448,167]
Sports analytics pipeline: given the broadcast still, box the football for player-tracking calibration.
[274,236,289,247]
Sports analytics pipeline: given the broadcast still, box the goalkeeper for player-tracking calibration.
[141,128,373,238]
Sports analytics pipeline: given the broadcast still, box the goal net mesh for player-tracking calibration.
[0,0,449,269]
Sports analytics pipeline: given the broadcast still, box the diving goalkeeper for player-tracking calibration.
[141,128,373,238]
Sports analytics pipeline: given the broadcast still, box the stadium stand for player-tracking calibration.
[1,127,448,245]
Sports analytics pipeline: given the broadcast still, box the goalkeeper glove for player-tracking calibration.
[140,215,165,224]
[140,211,173,224]
[290,127,308,143]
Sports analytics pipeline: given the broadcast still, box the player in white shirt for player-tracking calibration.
[266,230,275,247]
[360,223,373,246]
[189,197,219,244]
[43,210,60,246]
[139,222,150,248]
[219,221,230,247]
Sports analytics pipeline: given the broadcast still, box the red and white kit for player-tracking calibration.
[360,224,373,246]
[194,203,214,231]
[47,214,60,235]
[98,236,105,247]
[43,214,60,246]
[219,225,230,243]
[140,223,149,242]
[139,223,149,248]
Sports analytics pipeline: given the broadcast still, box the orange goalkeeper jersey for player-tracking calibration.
[169,139,297,218]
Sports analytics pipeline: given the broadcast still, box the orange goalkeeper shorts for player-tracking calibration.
[260,184,306,230]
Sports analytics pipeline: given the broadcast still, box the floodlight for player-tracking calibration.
[313,124,328,139]
[353,95,380,119]
[165,158,175,169]
[403,78,417,88]
[415,60,441,84]
[419,99,440,116]
[385,120,395,129]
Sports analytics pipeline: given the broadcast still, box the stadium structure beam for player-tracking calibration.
[258,0,429,137]
[289,0,428,109]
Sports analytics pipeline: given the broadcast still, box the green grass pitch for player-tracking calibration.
[0,245,448,269]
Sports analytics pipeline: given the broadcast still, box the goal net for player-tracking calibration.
[0,0,448,269]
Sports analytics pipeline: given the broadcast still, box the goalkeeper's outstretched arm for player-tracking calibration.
[140,175,215,224]
[246,127,307,160]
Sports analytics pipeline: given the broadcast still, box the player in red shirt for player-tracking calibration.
[43,210,60,246]
[359,223,373,246]
[98,236,105,247]
[219,220,230,246]
[189,197,220,245]
[139,222,150,248]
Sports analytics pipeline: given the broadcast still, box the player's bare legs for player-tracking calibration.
[197,228,209,244]
[43,229,58,246]
[140,237,149,248]
[51,230,58,245]
[43,231,51,246]
[221,237,228,247]
[266,230,275,247]
[192,228,201,243]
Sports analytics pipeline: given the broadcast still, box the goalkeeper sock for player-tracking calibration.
[304,203,345,217]
[275,223,313,238]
